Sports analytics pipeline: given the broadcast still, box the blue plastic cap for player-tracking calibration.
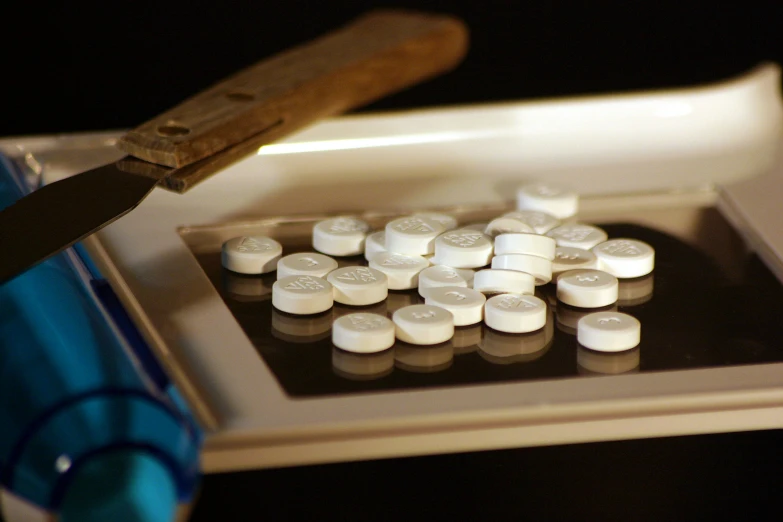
[59,450,178,522]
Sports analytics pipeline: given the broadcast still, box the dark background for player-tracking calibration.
[3,1,782,519]
[1,1,782,136]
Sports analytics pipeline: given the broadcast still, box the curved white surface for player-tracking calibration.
[516,182,579,219]
[368,252,430,290]
[578,312,642,352]
[392,304,455,345]
[277,252,338,280]
[332,313,395,354]
[327,267,388,306]
[484,294,548,334]
[472,269,535,295]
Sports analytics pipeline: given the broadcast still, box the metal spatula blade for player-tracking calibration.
[0,164,158,283]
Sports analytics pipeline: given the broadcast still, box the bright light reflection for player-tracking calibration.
[654,102,693,118]
[257,129,506,155]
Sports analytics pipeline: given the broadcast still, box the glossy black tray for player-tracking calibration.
[191,212,783,398]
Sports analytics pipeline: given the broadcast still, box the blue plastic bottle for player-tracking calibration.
[0,159,202,521]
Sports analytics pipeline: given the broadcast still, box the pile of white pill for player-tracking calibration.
[221,182,654,356]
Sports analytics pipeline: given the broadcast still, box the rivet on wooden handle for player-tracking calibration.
[116,9,469,170]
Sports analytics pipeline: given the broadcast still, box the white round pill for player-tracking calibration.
[413,212,458,231]
[546,224,608,250]
[472,269,535,295]
[368,252,430,290]
[221,236,283,275]
[552,247,597,280]
[276,252,338,280]
[424,286,486,326]
[326,266,388,306]
[491,254,553,285]
[272,275,334,315]
[494,233,556,260]
[556,269,618,308]
[484,294,547,333]
[418,265,474,297]
[432,229,494,269]
[313,217,370,256]
[392,304,455,345]
[332,313,395,354]
[592,239,655,278]
[577,312,641,352]
[332,348,395,381]
[516,182,579,219]
[385,216,444,255]
[364,231,387,261]
[502,210,561,234]
[484,217,534,238]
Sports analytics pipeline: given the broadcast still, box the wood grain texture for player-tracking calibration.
[116,9,468,177]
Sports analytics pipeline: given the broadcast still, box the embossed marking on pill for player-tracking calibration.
[601,241,642,256]
[498,296,536,309]
[393,217,436,233]
[285,276,325,291]
[382,255,420,266]
[336,267,377,282]
[328,218,365,233]
[553,227,594,242]
[444,233,483,247]
[237,237,271,252]
[348,314,385,330]
[524,213,548,226]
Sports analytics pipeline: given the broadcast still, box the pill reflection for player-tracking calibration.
[395,342,454,373]
[556,302,617,336]
[222,271,274,301]
[478,319,553,364]
[577,345,640,375]
[452,324,483,354]
[617,274,654,306]
[385,291,422,316]
[336,256,366,269]
[332,348,395,381]
[271,309,332,343]
[332,301,388,320]
[536,286,557,308]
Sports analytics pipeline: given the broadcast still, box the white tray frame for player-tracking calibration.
[4,64,783,473]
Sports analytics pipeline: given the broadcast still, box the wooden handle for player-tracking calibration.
[116,9,468,172]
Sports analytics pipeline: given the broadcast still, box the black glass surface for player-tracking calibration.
[193,218,783,398]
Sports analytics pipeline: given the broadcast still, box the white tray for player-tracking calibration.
[6,63,783,473]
